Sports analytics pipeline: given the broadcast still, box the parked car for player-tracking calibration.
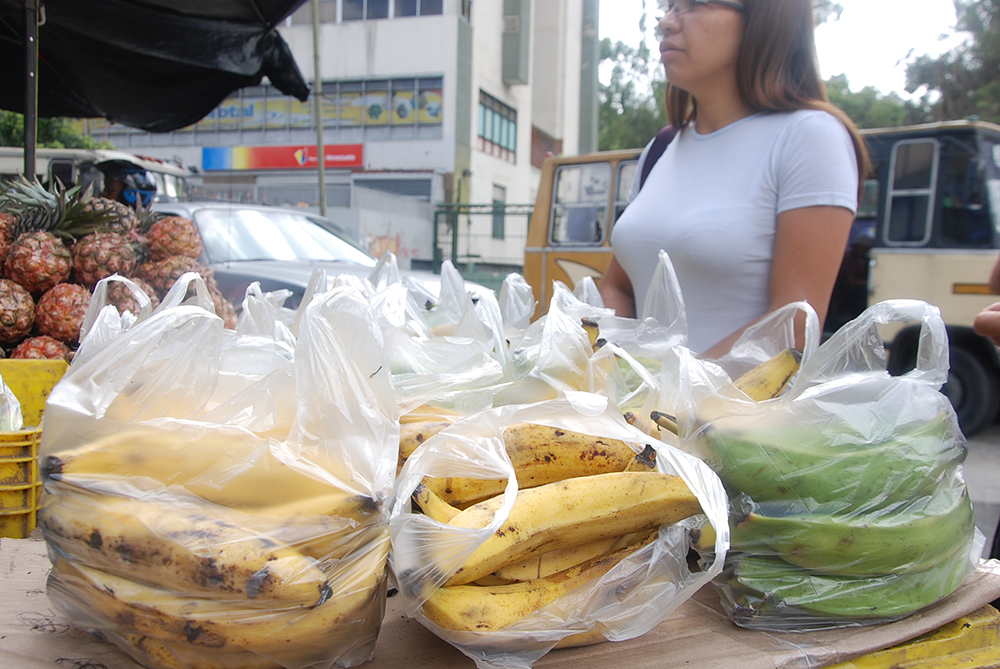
[151,201,488,308]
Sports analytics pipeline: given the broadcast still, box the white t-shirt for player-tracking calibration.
[611,110,859,354]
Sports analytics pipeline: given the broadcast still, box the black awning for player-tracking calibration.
[0,0,310,133]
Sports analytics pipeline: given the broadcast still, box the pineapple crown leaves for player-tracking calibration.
[0,175,120,242]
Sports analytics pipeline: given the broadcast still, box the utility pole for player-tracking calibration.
[23,0,38,179]
[311,0,327,215]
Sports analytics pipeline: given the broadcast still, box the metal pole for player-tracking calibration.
[23,0,38,179]
[311,0,327,216]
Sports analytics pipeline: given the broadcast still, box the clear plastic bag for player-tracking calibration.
[688,299,984,631]
[39,278,398,669]
[390,393,730,669]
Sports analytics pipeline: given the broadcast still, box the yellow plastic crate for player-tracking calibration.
[0,359,69,538]
[827,604,1000,668]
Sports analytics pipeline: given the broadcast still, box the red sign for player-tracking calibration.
[223,144,364,170]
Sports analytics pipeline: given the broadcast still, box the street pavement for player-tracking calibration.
[965,423,1000,554]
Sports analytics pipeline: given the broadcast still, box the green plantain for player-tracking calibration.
[730,479,976,577]
[704,412,963,507]
[726,547,975,621]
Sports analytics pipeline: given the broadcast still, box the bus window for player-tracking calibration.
[885,139,938,245]
[987,142,1000,235]
[613,159,639,224]
[938,137,992,247]
[858,178,879,219]
[549,162,611,245]
[49,160,76,188]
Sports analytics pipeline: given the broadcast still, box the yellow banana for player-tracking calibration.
[624,443,658,472]
[489,537,622,584]
[39,485,332,607]
[119,632,281,669]
[49,532,389,659]
[400,403,460,424]
[690,523,717,553]
[411,482,461,523]
[553,627,607,649]
[45,428,347,507]
[444,471,701,586]
[732,348,802,401]
[581,317,604,352]
[423,533,655,632]
[423,422,637,508]
[491,529,657,584]
[398,419,453,464]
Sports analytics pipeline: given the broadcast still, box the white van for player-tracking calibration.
[0,147,189,202]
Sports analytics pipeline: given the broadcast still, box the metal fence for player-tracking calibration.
[433,203,534,294]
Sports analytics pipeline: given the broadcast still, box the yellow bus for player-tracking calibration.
[524,120,1000,435]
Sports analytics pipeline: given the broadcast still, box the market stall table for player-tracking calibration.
[3,534,999,669]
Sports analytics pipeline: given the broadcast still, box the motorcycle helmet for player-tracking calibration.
[101,162,157,208]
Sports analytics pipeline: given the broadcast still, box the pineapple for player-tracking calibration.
[0,278,35,344]
[35,282,90,343]
[5,231,73,293]
[81,196,140,233]
[11,335,71,360]
[72,231,139,288]
[0,211,15,261]
[107,276,161,314]
[147,215,203,261]
[136,255,214,297]
[0,177,118,293]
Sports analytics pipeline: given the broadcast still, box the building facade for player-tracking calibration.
[75,0,598,271]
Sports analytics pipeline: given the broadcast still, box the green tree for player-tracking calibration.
[905,0,1000,123]
[825,75,930,128]
[598,37,666,151]
[0,111,113,149]
[598,0,851,151]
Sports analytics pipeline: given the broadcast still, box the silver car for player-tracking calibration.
[151,201,482,309]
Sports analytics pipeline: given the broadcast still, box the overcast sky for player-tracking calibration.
[599,0,966,98]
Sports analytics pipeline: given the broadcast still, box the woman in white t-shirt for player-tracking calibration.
[599,0,870,358]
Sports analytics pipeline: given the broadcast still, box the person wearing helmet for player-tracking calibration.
[101,163,157,209]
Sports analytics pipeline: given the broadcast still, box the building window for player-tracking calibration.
[477,91,516,164]
[492,184,506,239]
[461,0,471,21]
[325,0,440,19]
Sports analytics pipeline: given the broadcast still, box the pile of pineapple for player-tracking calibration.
[0,177,237,361]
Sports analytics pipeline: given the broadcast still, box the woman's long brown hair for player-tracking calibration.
[664,0,871,198]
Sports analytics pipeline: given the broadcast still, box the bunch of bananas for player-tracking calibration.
[700,356,976,627]
[39,429,391,669]
[405,422,704,643]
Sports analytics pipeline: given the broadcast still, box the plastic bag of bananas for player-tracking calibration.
[37,275,399,669]
[666,299,985,631]
[389,392,730,669]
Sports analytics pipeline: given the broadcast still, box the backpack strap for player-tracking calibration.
[639,125,678,191]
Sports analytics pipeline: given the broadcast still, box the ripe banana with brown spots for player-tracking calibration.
[39,484,335,608]
[49,533,388,660]
[44,428,349,507]
[443,471,701,586]
[423,532,656,632]
[411,482,461,523]
[423,422,638,508]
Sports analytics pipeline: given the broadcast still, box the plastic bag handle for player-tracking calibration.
[796,299,949,389]
[642,250,687,334]
[159,272,215,312]
[80,274,154,340]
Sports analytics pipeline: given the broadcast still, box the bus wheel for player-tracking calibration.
[942,346,1000,437]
